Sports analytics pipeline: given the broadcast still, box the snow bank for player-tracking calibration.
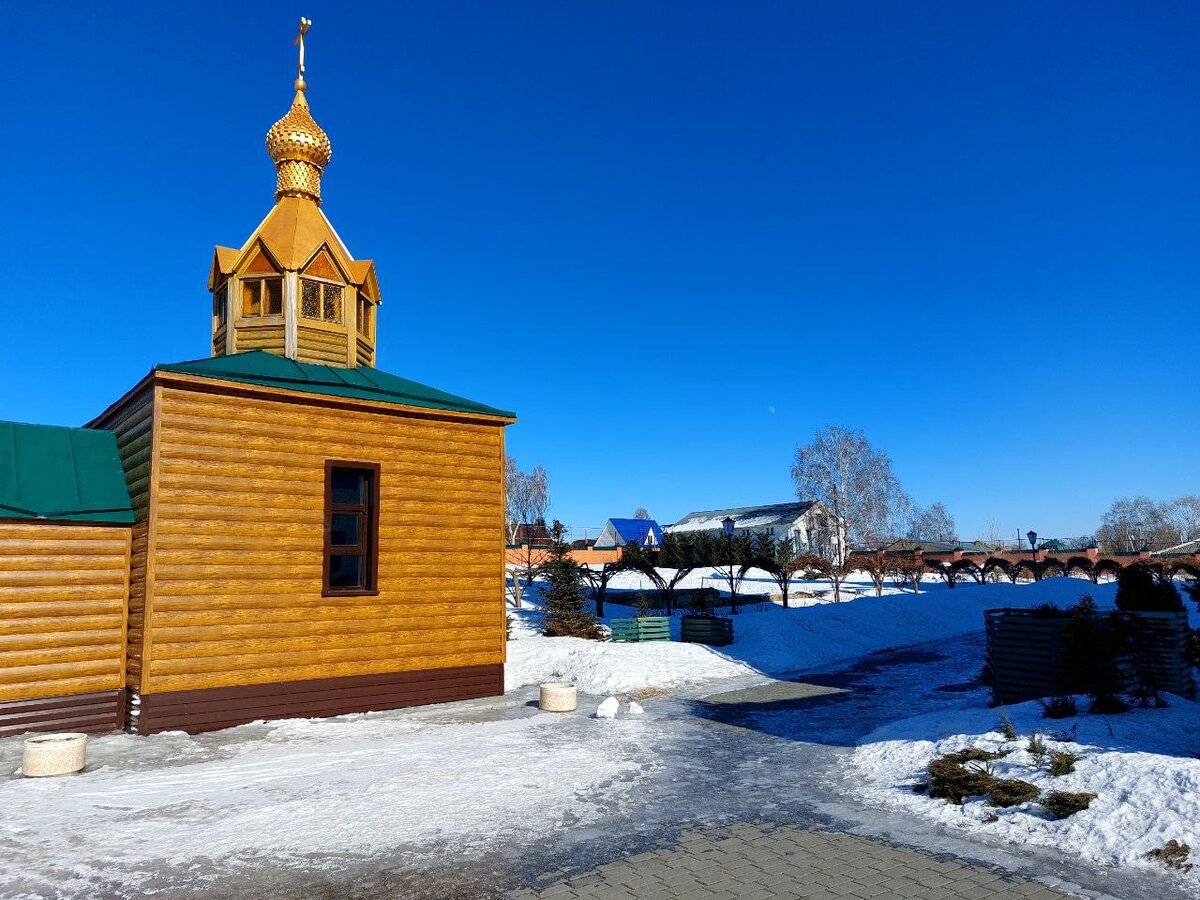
[849,695,1200,878]
[507,578,1113,695]
[506,626,755,694]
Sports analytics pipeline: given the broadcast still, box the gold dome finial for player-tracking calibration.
[266,17,331,205]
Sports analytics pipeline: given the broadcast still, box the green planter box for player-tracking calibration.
[609,616,671,643]
[681,615,734,647]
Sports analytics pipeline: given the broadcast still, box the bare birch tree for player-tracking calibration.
[1096,496,1178,552]
[1168,495,1200,544]
[905,501,958,543]
[790,426,906,563]
[505,456,549,607]
[975,518,1006,550]
[505,457,549,543]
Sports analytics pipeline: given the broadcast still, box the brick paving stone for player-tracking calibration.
[509,823,1074,900]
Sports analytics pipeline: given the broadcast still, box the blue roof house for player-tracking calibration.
[594,518,663,550]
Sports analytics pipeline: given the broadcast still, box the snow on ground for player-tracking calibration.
[0,703,656,897]
[848,694,1200,880]
[506,573,1115,696]
[504,588,755,694]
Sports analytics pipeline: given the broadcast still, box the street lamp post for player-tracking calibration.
[1026,530,1038,582]
[722,516,737,615]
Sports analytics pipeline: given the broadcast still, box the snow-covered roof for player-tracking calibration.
[1154,540,1200,556]
[881,539,993,553]
[666,502,818,533]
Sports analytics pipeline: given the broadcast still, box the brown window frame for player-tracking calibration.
[241,276,284,318]
[323,460,381,597]
[213,282,229,327]
[356,294,372,337]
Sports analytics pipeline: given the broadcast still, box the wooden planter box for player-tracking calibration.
[609,616,671,643]
[985,606,1197,704]
[986,610,1084,704]
[681,615,734,647]
[1128,610,1196,699]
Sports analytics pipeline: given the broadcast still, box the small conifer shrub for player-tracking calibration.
[541,520,604,640]
[988,779,1040,808]
[1025,732,1048,766]
[997,709,1017,741]
[1089,693,1130,715]
[1046,749,1082,776]
[1042,790,1096,819]
[926,748,1008,803]
[1040,696,1078,719]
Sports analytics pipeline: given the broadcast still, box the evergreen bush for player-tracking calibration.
[988,779,1040,808]
[1046,749,1082,776]
[542,520,604,640]
[1040,696,1078,719]
[926,748,1007,803]
[1088,692,1130,714]
[1042,790,1096,819]
[1115,565,1183,613]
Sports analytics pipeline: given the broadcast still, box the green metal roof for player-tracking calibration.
[0,421,135,524]
[157,351,516,420]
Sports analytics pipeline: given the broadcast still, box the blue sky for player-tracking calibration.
[3,1,1197,541]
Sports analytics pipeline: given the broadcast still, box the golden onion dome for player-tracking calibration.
[266,81,332,204]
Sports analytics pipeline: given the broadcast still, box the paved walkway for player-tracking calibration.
[511,822,1070,900]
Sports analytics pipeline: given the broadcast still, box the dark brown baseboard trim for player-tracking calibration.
[136,664,505,735]
[0,689,126,738]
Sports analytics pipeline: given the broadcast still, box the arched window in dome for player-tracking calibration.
[301,277,342,324]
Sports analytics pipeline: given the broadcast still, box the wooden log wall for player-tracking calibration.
[355,333,374,367]
[297,324,348,366]
[141,381,507,696]
[89,384,156,693]
[234,322,286,353]
[0,523,130,705]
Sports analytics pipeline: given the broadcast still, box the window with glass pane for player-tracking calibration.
[324,462,379,595]
[322,283,342,323]
[214,283,228,326]
[241,278,282,317]
[263,278,283,315]
[357,296,371,336]
[301,279,343,323]
[301,279,321,319]
[242,280,261,316]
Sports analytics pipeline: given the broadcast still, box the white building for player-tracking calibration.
[665,501,842,559]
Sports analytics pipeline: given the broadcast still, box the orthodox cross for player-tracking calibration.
[294,17,313,84]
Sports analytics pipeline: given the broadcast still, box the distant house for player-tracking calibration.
[665,502,841,558]
[882,539,994,553]
[594,518,663,550]
[508,522,550,546]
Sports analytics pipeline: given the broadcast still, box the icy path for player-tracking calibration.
[0,702,659,898]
